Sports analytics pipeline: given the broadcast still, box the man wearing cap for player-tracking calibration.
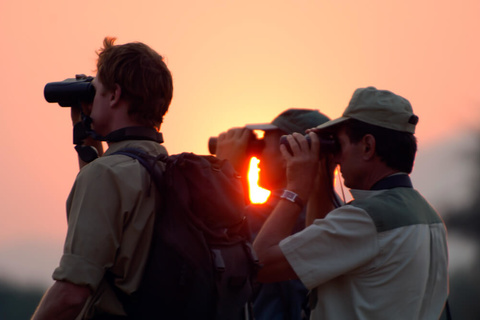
[253,87,449,320]
[216,108,336,320]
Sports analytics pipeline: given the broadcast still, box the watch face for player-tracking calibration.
[284,191,296,201]
[280,190,303,208]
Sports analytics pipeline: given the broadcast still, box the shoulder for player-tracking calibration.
[104,139,168,158]
[76,154,132,182]
[349,188,441,232]
[81,140,167,175]
[75,141,167,189]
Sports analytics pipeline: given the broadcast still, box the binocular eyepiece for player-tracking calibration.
[44,74,95,107]
[279,133,339,156]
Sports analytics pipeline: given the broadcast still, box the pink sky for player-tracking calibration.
[1,0,479,287]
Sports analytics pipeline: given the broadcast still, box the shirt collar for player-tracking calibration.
[349,173,412,201]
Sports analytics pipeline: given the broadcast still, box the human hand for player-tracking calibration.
[279,132,320,201]
[216,127,252,174]
[71,106,82,126]
[70,102,92,126]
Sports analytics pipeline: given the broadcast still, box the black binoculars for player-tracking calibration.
[44,74,95,107]
[208,133,265,156]
[209,130,339,156]
[279,133,339,156]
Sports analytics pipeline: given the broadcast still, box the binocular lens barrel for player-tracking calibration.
[208,137,219,155]
[209,133,338,156]
[44,77,95,107]
[279,134,339,155]
[208,136,265,155]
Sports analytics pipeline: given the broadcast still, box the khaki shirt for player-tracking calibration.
[53,140,167,319]
[280,186,448,320]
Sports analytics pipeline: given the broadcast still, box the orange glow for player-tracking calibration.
[333,165,352,203]
[247,157,271,204]
[334,167,339,187]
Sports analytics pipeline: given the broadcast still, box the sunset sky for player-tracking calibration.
[1,0,479,287]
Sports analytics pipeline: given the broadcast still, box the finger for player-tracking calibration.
[279,143,293,160]
[292,132,309,152]
[226,128,235,138]
[225,127,244,139]
[70,107,82,125]
[240,127,252,141]
[308,132,320,156]
[80,101,92,116]
[307,127,320,134]
[286,134,301,155]
[218,131,228,141]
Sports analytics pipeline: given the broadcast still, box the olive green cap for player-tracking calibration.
[315,87,418,133]
[246,108,330,134]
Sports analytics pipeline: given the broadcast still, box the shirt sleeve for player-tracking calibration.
[279,205,379,290]
[53,159,144,292]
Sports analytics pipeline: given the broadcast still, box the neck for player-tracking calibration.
[105,126,163,145]
[364,168,400,190]
[370,173,412,190]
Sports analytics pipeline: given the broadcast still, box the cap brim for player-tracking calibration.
[314,117,349,131]
[245,123,279,131]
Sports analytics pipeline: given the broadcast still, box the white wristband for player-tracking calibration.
[279,190,304,208]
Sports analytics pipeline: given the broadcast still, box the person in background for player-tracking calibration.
[32,37,173,319]
[253,87,449,319]
[215,108,336,320]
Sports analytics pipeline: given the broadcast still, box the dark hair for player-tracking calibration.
[96,37,173,128]
[342,118,417,173]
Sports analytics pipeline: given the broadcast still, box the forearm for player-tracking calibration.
[77,137,104,169]
[253,199,302,282]
[305,158,337,226]
[71,106,104,169]
[306,187,336,226]
[253,132,320,282]
[32,281,90,320]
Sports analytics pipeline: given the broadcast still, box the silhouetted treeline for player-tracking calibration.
[0,279,44,320]
[442,130,480,320]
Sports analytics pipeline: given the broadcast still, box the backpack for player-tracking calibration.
[111,148,260,320]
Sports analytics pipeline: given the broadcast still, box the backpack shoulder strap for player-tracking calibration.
[111,148,167,184]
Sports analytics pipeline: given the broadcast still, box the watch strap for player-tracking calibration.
[279,189,304,208]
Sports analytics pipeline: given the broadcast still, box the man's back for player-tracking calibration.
[32,38,174,320]
[53,140,166,318]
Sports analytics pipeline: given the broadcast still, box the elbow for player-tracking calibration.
[256,265,279,283]
[252,246,298,284]
[55,281,91,310]
[256,261,299,284]
[31,281,90,320]
[62,290,89,309]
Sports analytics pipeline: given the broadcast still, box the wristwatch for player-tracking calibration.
[279,190,304,208]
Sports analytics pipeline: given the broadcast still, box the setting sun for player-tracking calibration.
[247,157,271,204]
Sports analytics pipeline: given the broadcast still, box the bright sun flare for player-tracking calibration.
[247,157,271,204]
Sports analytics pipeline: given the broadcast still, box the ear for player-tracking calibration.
[362,134,376,160]
[109,83,122,107]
